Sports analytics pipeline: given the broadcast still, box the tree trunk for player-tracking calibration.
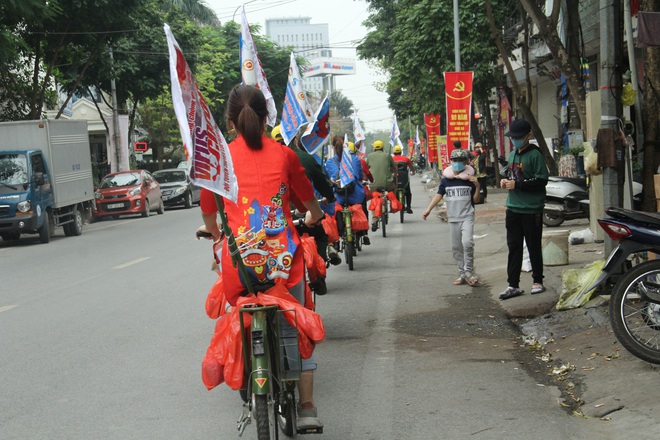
[519,0,587,131]
[484,0,558,175]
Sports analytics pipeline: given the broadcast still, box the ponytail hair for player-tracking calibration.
[331,135,344,160]
[226,85,268,150]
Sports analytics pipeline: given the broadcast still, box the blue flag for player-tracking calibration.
[281,81,307,146]
[301,94,330,155]
[281,53,310,145]
[339,146,356,189]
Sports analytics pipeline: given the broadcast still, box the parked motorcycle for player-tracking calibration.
[543,176,590,227]
[588,207,660,364]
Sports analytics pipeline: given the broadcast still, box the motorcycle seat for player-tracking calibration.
[606,207,660,228]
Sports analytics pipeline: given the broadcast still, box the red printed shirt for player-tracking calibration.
[200,135,315,304]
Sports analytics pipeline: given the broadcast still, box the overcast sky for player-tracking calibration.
[204,0,392,132]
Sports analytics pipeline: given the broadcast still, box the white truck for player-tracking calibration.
[0,120,95,243]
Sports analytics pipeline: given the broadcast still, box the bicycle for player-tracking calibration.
[379,190,389,238]
[337,195,357,271]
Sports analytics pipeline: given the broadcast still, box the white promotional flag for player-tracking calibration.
[389,115,400,147]
[164,24,238,202]
[240,8,277,126]
[353,112,365,143]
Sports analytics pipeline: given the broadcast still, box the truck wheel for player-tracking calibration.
[142,200,150,218]
[39,212,52,243]
[64,207,84,236]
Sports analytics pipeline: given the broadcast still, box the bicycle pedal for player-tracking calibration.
[297,427,324,435]
[237,405,251,436]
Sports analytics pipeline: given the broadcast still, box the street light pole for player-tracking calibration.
[453,0,461,71]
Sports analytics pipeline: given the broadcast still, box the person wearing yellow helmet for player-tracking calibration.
[271,124,284,144]
[392,145,415,214]
[366,140,396,231]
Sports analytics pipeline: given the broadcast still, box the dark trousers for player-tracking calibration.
[477,176,488,200]
[505,209,544,288]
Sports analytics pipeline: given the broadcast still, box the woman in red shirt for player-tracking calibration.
[200,85,324,430]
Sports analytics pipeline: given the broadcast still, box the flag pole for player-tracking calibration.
[213,193,254,294]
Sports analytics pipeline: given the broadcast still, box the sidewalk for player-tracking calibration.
[419,175,660,430]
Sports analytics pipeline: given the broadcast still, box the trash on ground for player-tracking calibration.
[569,228,596,245]
[556,260,605,310]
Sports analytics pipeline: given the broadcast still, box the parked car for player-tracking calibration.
[152,168,200,209]
[93,170,164,220]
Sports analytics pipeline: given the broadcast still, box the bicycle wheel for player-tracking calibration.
[277,386,296,437]
[255,393,278,440]
[345,240,354,270]
[399,190,405,223]
[381,200,387,238]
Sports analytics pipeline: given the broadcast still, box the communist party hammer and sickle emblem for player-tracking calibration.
[453,81,465,93]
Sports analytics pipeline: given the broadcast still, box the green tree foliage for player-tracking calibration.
[358,0,507,122]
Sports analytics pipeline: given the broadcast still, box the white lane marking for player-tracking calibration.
[0,305,18,313]
[114,257,151,269]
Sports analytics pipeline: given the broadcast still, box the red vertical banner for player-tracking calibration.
[424,113,440,165]
[444,71,474,156]
[407,138,414,156]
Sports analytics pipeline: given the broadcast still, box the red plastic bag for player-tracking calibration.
[368,191,383,217]
[202,284,325,391]
[205,275,227,319]
[388,191,403,213]
[349,204,369,231]
[321,213,340,243]
[300,234,326,283]
[364,184,373,201]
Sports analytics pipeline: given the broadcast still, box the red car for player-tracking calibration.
[93,170,164,220]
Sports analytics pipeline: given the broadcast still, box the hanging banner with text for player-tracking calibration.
[424,113,440,164]
[444,71,473,157]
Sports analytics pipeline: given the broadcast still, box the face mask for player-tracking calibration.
[511,138,526,149]
[452,161,465,172]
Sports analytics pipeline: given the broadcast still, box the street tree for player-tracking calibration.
[358,0,506,121]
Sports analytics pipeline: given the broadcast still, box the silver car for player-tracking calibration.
[152,169,200,209]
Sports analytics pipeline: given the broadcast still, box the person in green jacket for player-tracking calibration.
[498,119,549,300]
[366,140,396,230]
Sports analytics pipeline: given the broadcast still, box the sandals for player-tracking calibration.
[454,273,480,286]
[466,274,479,286]
[453,277,466,285]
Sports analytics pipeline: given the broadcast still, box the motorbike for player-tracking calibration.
[587,207,660,364]
[543,176,590,227]
[543,176,643,227]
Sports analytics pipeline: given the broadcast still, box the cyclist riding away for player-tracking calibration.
[200,85,324,431]
[392,145,415,214]
[366,140,396,231]
[272,124,338,293]
[348,141,372,245]
[324,136,366,241]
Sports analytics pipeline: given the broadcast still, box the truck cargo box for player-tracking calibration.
[0,120,94,208]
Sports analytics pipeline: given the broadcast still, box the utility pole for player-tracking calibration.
[453,0,461,71]
[599,0,623,254]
